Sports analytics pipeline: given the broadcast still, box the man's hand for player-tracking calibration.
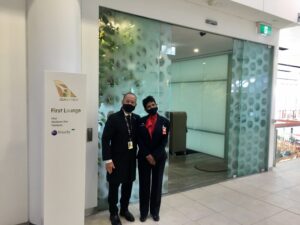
[146,154,156,166]
[105,161,115,174]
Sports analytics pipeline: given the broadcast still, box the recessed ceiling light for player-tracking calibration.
[193,48,199,53]
[161,45,176,55]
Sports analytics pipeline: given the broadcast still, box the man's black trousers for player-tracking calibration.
[108,181,133,215]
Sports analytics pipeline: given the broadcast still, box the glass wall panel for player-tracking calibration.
[170,55,228,158]
[98,8,171,209]
[227,40,273,177]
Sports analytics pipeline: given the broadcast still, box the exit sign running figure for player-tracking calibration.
[256,22,272,36]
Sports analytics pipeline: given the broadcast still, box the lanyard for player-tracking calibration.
[125,115,133,140]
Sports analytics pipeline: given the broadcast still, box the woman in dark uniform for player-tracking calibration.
[137,96,170,222]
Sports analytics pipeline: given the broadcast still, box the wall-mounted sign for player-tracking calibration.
[256,22,272,36]
[44,71,86,225]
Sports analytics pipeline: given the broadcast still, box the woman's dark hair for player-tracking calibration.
[142,95,156,108]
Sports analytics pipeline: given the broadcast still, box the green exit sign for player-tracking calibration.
[257,22,272,36]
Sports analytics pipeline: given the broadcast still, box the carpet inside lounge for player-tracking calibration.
[194,159,227,172]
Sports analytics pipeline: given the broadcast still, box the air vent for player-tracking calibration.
[279,47,288,51]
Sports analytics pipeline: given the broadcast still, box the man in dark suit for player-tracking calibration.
[137,96,170,222]
[102,92,140,225]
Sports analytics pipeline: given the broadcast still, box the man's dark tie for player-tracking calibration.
[126,115,131,125]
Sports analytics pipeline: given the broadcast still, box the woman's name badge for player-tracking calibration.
[162,126,167,135]
[128,141,133,150]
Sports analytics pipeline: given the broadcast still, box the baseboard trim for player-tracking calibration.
[16,209,99,225]
[85,207,99,216]
[16,222,32,225]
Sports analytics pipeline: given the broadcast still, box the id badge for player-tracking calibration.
[128,141,133,150]
[162,126,167,135]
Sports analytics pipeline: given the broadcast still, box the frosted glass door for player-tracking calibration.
[227,40,273,177]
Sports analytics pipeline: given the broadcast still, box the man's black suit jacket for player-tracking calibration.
[102,110,140,183]
[137,114,170,161]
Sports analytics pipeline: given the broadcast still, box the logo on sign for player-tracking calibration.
[54,80,78,101]
[54,80,76,97]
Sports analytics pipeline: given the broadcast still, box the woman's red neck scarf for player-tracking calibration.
[145,114,157,139]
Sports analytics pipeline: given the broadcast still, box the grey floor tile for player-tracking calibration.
[86,159,300,225]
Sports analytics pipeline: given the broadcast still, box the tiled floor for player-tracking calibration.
[85,159,300,225]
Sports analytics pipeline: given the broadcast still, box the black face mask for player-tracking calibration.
[147,107,158,115]
[123,104,135,113]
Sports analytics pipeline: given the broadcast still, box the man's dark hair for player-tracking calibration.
[142,95,156,108]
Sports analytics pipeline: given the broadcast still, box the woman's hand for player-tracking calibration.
[146,154,156,165]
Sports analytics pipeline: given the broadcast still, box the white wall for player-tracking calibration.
[265,0,300,23]
[81,0,99,209]
[27,0,82,224]
[232,0,300,23]
[279,26,300,66]
[231,0,263,10]
[0,0,28,224]
[95,0,280,46]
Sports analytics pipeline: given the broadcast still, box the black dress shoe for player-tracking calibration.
[140,215,147,222]
[151,214,160,222]
[110,215,122,225]
[120,210,135,222]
